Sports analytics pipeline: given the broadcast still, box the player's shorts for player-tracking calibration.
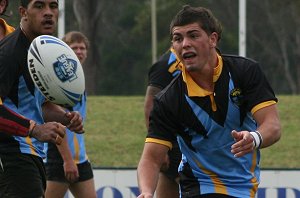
[45,160,94,183]
[161,141,181,181]
[0,153,46,198]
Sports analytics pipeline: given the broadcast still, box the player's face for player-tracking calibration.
[171,22,217,73]
[69,42,88,64]
[23,0,59,36]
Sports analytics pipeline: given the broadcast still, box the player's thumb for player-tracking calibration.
[231,130,239,141]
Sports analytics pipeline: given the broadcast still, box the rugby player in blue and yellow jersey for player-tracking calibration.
[138,5,281,198]
[0,1,83,197]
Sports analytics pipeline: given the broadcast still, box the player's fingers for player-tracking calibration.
[231,140,254,157]
[55,123,66,138]
[233,146,253,157]
[70,173,79,183]
[55,134,62,145]
[68,122,84,133]
[68,111,81,125]
[231,130,240,139]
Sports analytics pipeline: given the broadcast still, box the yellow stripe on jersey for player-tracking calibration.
[193,158,228,195]
[25,137,38,156]
[74,135,80,164]
[145,138,172,149]
[249,151,259,198]
[0,98,2,105]
[251,101,276,115]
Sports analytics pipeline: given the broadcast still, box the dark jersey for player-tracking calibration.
[147,54,277,197]
[147,48,182,180]
[148,48,181,89]
[0,28,46,157]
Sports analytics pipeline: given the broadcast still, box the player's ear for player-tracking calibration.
[209,32,218,48]
[19,6,28,20]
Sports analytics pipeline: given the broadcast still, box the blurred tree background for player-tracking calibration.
[5,0,300,95]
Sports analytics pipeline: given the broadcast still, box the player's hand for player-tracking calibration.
[231,130,255,157]
[63,160,79,183]
[30,122,66,145]
[64,111,84,133]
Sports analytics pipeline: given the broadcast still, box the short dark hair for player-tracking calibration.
[170,5,222,41]
[62,31,90,49]
[20,0,59,8]
[20,0,30,7]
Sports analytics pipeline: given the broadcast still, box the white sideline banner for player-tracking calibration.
[65,169,300,198]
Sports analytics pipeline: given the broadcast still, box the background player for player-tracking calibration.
[144,47,182,197]
[0,1,83,197]
[44,31,97,198]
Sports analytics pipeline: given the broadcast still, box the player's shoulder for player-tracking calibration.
[222,54,258,66]
[151,50,172,68]
[155,74,182,101]
[0,28,23,59]
[222,54,260,74]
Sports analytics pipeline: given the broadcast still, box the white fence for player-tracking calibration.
[65,168,300,198]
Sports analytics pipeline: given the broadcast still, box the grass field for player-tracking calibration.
[84,95,300,169]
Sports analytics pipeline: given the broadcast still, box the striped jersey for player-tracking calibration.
[44,92,88,164]
[146,54,277,198]
[0,28,46,157]
[148,47,182,89]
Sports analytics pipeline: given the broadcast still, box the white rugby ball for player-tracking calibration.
[27,35,85,107]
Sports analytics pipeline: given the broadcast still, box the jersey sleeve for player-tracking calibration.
[148,51,175,89]
[241,60,278,112]
[0,101,31,137]
[147,95,179,149]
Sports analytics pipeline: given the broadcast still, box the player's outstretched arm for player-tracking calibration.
[0,103,32,136]
[137,142,169,198]
[0,99,67,143]
[251,104,281,148]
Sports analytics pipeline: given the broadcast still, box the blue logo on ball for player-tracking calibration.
[53,54,78,82]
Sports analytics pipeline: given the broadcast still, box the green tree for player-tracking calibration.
[6,0,299,95]
[248,0,300,94]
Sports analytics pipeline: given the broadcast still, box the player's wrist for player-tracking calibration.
[250,130,263,149]
[28,120,37,137]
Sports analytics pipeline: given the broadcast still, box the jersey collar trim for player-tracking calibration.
[182,54,223,97]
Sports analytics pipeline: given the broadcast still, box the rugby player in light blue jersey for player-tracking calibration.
[137,5,281,198]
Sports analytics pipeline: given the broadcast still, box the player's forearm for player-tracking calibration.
[254,105,281,148]
[0,104,35,137]
[56,134,73,162]
[42,102,69,125]
[257,119,281,148]
[137,159,160,196]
